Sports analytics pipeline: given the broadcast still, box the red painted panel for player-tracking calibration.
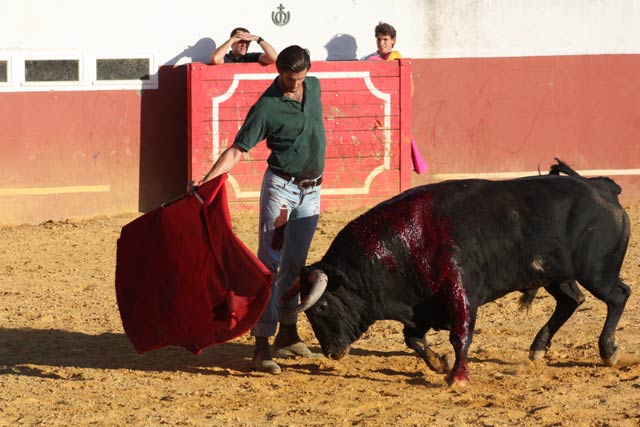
[0,66,188,224]
[187,60,413,211]
[0,90,142,223]
[410,54,640,201]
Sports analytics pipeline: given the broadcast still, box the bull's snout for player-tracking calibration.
[327,346,351,360]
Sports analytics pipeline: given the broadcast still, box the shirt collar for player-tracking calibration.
[269,76,306,102]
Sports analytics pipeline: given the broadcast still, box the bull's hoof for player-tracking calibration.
[441,353,455,373]
[424,351,454,374]
[603,348,620,367]
[446,374,469,389]
[529,349,546,361]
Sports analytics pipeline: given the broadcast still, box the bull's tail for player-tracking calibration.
[549,158,622,197]
[549,158,580,176]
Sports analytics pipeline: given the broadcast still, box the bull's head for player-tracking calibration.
[281,265,373,360]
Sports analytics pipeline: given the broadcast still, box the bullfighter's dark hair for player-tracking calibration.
[276,45,311,73]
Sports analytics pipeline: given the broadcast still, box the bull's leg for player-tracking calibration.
[529,280,585,360]
[404,327,453,374]
[578,275,631,365]
[595,279,631,366]
[445,305,477,387]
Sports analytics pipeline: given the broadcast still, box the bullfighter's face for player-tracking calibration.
[277,69,307,97]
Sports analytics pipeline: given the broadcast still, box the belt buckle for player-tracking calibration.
[297,179,315,190]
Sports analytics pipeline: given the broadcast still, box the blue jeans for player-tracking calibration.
[251,169,321,337]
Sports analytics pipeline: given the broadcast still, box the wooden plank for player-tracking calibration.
[206,107,399,124]
[323,116,400,131]
[197,139,398,159]
[212,155,399,171]
[208,94,398,114]
[200,91,400,114]
[208,118,400,136]
[315,78,399,92]
[204,79,269,90]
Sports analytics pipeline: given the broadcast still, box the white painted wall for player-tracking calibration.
[1,0,639,67]
[1,0,427,65]
[422,0,640,58]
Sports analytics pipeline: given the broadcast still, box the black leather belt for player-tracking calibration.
[271,169,323,189]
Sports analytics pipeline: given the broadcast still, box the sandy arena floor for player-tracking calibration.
[0,203,639,426]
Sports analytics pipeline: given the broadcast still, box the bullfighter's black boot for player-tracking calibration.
[252,336,281,374]
[273,323,319,358]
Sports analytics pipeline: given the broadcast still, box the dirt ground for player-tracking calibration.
[1,202,639,427]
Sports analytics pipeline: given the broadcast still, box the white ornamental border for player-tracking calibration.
[210,71,392,198]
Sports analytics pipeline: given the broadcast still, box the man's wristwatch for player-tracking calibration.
[257,37,264,44]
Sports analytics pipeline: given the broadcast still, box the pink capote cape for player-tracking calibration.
[411,136,428,174]
[115,175,272,354]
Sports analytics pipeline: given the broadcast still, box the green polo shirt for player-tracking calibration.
[232,76,326,179]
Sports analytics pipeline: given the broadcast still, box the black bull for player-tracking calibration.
[283,160,631,386]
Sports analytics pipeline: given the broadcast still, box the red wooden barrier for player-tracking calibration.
[187,60,413,211]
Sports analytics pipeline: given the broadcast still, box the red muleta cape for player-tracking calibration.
[115,175,272,354]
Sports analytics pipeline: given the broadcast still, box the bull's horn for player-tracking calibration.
[295,269,328,313]
[280,277,301,305]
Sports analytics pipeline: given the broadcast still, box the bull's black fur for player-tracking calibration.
[297,159,632,384]
[520,159,622,308]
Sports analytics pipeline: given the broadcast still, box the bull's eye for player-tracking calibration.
[315,300,328,313]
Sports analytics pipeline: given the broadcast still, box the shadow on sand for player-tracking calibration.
[0,327,255,378]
